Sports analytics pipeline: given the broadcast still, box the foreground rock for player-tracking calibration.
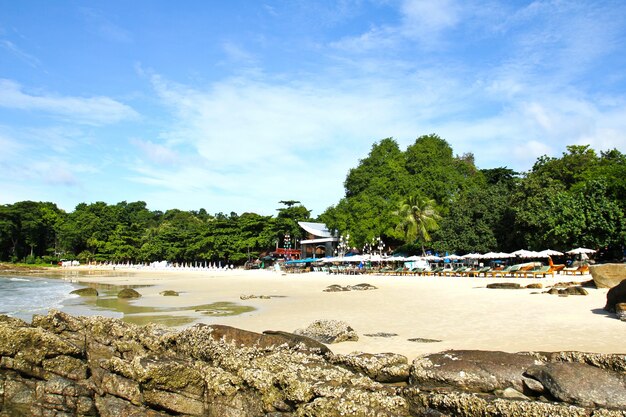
[0,311,407,417]
[591,263,626,288]
[1,312,626,417]
[294,319,359,343]
[606,279,626,313]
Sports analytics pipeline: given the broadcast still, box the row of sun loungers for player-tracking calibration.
[319,263,589,277]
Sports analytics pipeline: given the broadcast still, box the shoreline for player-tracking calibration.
[6,266,624,359]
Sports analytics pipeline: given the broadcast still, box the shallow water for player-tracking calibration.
[0,275,80,321]
[0,274,255,326]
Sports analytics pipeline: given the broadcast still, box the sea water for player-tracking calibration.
[0,275,80,322]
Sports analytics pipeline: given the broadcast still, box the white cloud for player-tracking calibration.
[400,0,460,37]
[0,39,41,68]
[0,79,138,125]
[130,138,181,165]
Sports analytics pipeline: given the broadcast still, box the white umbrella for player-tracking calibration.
[461,253,483,259]
[510,249,540,258]
[346,255,365,262]
[566,247,596,255]
[388,255,408,262]
[424,254,442,261]
[369,254,384,262]
[406,255,423,261]
[537,249,564,257]
[444,254,463,260]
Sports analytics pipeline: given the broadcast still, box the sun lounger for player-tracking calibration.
[529,265,553,278]
[563,265,589,275]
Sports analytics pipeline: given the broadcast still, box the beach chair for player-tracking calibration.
[512,264,537,278]
[529,265,553,278]
[489,264,520,278]
[564,265,589,275]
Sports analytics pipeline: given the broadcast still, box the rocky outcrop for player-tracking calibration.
[159,290,179,296]
[293,319,359,343]
[606,279,626,313]
[1,312,626,417]
[591,263,626,288]
[0,311,408,417]
[70,287,99,296]
[117,288,141,298]
[323,283,378,292]
[486,283,521,289]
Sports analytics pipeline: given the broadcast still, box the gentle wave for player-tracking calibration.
[0,276,79,321]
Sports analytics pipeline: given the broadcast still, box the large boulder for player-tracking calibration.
[293,319,359,344]
[591,263,626,288]
[525,362,626,409]
[605,279,626,313]
[410,350,543,393]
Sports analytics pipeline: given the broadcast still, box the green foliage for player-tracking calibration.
[395,194,441,255]
[1,137,623,263]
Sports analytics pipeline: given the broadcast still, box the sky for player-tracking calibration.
[1,0,625,217]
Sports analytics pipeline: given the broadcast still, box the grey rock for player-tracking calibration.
[408,338,442,343]
[293,319,359,344]
[410,350,543,393]
[526,362,626,409]
[404,389,626,417]
[486,283,521,289]
[332,352,410,383]
[364,332,398,338]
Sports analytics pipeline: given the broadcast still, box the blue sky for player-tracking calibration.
[1,1,625,217]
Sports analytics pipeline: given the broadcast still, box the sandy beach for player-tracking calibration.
[59,267,622,360]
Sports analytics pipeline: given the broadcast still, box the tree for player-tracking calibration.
[395,194,441,255]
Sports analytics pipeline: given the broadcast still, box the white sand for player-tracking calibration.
[65,268,623,360]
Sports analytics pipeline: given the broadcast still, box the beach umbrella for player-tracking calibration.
[537,249,564,257]
[347,255,366,262]
[424,254,442,261]
[510,249,539,258]
[406,255,423,261]
[388,255,408,262]
[566,247,596,255]
[369,254,384,262]
[481,252,503,259]
[461,253,482,259]
[444,254,463,260]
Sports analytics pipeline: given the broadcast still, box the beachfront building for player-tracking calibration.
[298,222,338,259]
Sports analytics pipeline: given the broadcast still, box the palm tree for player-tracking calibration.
[395,194,441,255]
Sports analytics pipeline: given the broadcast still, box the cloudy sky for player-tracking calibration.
[1,1,625,216]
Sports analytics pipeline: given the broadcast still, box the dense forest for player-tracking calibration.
[1,134,624,264]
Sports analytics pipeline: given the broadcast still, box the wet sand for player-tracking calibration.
[59,267,622,360]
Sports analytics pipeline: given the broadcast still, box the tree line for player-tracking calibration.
[1,134,624,264]
[319,134,625,260]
